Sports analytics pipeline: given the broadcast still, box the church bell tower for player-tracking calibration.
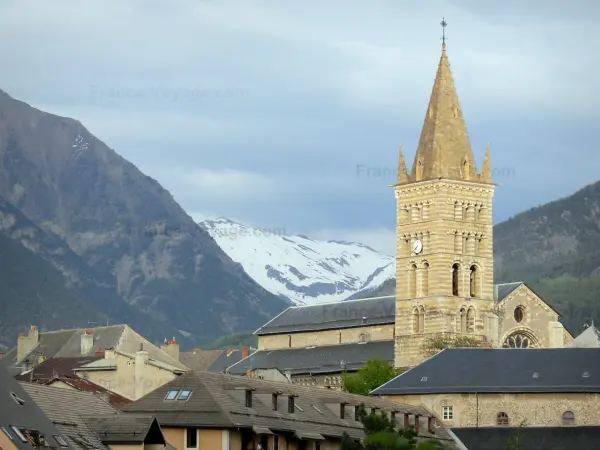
[393,31,497,368]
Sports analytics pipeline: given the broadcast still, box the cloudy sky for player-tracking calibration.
[1,0,598,254]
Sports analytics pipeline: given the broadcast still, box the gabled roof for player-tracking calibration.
[180,349,223,371]
[0,367,70,450]
[20,382,119,450]
[124,371,455,445]
[568,324,600,348]
[45,375,132,409]
[83,415,165,445]
[3,325,188,371]
[494,282,524,303]
[371,348,600,396]
[255,296,396,335]
[450,426,600,450]
[208,349,254,372]
[227,341,394,375]
[14,356,100,383]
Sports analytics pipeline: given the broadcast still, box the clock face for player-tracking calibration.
[412,239,423,255]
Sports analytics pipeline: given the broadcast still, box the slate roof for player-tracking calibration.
[227,341,394,375]
[257,284,533,335]
[2,325,188,371]
[179,349,223,371]
[83,415,164,445]
[208,348,255,372]
[0,367,70,450]
[45,375,132,409]
[14,356,100,383]
[450,426,600,450]
[372,348,600,395]
[21,382,118,450]
[124,370,456,446]
[568,325,600,348]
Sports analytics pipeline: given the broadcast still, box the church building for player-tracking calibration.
[226,40,574,383]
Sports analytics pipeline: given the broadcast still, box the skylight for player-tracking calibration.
[178,390,192,401]
[10,426,27,443]
[54,435,69,447]
[165,390,180,400]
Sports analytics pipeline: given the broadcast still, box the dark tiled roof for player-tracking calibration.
[14,356,100,383]
[45,375,132,409]
[255,297,396,335]
[208,349,254,372]
[21,382,120,450]
[451,426,600,450]
[179,349,223,371]
[258,282,535,335]
[83,415,164,445]
[227,341,394,375]
[372,348,600,395]
[124,370,455,445]
[0,367,70,450]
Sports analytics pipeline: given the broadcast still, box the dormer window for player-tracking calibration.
[54,435,69,448]
[272,393,279,411]
[583,371,590,378]
[10,392,25,405]
[245,389,252,408]
[288,396,295,413]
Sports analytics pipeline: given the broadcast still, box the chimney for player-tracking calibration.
[105,348,115,359]
[241,347,250,359]
[17,326,40,362]
[81,330,94,356]
[134,349,149,400]
[160,337,180,361]
[95,347,105,357]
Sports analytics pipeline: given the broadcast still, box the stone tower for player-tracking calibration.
[394,43,497,368]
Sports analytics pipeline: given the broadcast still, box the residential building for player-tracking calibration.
[0,366,72,450]
[3,325,189,401]
[21,382,167,450]
[43,374,132,409]
[124,370,458,450]
[371,348,600,428]
[14,356,101,383]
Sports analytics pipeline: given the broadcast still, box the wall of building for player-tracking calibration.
[258,324,394,351]
[162,428,229,450]
[386,392,600,428]
[108,444,143,450]
[0,431,17,450]
[291,373,345,390]
[79,352,178,400]
[161,428,184,450]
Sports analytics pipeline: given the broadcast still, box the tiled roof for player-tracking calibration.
[124,370,456,445]
[2,325,187,371]
[14,356,100,383]
[83,415,164,445]
[0,367,69,450]
[257,283,534,335]
[20,382,119,450]
[208,349,254,372]
[179,349,223,371]
[450,426,600,450]
[372,348,600,395]
[227,341,394,375]
[46,375,132,409]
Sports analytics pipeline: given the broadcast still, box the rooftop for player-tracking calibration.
[372,348,600,396]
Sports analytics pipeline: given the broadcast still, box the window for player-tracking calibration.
[469,265,478,297]
[245,389,252,408]
[422,262,430,296]
[409,264,417,297]
[442,406,453,421]
[10,427,27,443]
[54,435,69,447]
[178,390,192,401]
[186,428,197,449]
[288,396,295,413]
[165,390,179,400]
[514,306,524,323]
[421,377,428,382]
[497,412,509,426]
[452,264,460,296]
[459,308,467,333]
[562,411,575,426]
[466,308,475,333]
[272,393,279,411]
[288,335,292,348]
[316,443,321,450]
[9,392,25,406]
[274,435,279,450]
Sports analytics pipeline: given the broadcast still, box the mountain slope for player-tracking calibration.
[356,180,600,334]
[201,218,395,305]
[0,89,287,344]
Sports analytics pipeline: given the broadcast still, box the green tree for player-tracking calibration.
[343,358,405,395]
[421,335,487,358]
[341,405,446,450]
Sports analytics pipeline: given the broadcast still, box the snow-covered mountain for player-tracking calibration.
[200,218,395,306]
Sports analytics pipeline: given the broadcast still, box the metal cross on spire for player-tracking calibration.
[440,17,448,48]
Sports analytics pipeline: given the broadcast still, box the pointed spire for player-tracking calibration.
[397,144,409,184]
[480,143,492,183]
[410,41,478,182]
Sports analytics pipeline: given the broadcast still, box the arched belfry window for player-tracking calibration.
[467,307,475,333]
[422,262,430,296]
[469,265,478,297]
[459,307,467,333]
[452,263,460,296]
[497,412,510,426]
[409,264,417,298]
[419,306,425,333]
